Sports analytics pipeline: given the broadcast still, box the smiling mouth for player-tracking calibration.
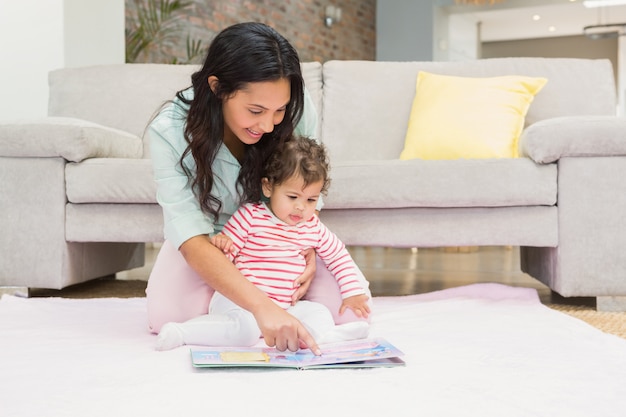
[246,128,262,138]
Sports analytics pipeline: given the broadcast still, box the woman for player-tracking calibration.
[146,22,371,354]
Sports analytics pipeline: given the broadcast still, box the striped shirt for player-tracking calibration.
[222,202,365,309]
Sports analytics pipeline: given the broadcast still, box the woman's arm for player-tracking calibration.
[149,105,214,248]
[180,235,321,354]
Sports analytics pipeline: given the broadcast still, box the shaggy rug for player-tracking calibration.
[1,283,625,417]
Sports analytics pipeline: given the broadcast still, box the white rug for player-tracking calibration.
[2,283,626,417]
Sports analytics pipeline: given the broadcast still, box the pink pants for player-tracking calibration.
[146,240,373,333]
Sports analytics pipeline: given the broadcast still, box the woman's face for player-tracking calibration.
[219,78,291,159]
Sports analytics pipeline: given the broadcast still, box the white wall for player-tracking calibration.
[447,13,480,61]
[0,0,124,121]
[64,0,125,68]
[0,0,65,120]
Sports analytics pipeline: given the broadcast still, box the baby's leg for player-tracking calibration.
[155,292,261,351]
[288,301,369,345]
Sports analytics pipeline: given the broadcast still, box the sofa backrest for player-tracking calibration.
[48,62,323,156]
[321,58,617,161]
[49,64,196,140]
[49,58,616,162]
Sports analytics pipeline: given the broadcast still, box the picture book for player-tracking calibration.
[190,337,405,370]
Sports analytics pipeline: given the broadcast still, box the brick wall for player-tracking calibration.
[126,0,376,64]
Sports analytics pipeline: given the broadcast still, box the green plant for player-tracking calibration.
[170,34,205,64]
[126,0,203,64]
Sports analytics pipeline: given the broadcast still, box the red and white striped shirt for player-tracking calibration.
[222,202,365,309]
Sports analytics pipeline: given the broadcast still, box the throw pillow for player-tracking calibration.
[399,71,547,160]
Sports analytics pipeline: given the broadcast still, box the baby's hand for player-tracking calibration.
[210,233,235,254]
[339,294,371,319]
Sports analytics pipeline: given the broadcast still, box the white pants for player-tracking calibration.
[172,292,339,347]
[146,240,373,334]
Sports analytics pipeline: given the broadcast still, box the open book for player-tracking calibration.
[190,337,405,370]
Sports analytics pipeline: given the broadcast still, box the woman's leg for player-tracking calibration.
[155,292,261,351]
[146,240,215,334]
[304,256,373,325]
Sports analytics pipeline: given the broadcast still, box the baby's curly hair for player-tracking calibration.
[263,135,331,195]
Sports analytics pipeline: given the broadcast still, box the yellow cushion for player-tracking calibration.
[399,72,547,160]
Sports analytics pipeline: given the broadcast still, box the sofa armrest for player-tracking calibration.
[0,117,143,162]
[519,116,626,164]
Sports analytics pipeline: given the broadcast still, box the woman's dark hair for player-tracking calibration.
[264,136,330,196]
[176,22,305,221]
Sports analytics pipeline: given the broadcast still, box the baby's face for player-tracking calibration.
[264,176,323,226]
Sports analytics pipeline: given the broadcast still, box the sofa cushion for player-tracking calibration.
[320,206,558,248]
[323,158,556,209]
[66,203,164,242]
[399,72,546,160]
[66,159,156,204]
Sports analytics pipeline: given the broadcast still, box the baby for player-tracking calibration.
[156,136,370,350]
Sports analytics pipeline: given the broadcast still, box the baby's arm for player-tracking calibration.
[210,233,235,254]
[314,218,369,317]
[339,294,371,319]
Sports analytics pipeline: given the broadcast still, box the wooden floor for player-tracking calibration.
[348,245,549,297]
[32,245,575,306]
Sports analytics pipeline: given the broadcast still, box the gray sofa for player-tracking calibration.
[2,58,626,310]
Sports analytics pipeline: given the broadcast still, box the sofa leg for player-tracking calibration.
[0,287,29,298]
[596,296,626,312]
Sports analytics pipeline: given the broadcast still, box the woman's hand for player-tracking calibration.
[253,300,321,355]
[291,248,316,305]
[339,294,371,319]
